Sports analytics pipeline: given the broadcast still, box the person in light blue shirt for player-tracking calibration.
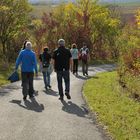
[15,41,38,100]
[70,43,79,75]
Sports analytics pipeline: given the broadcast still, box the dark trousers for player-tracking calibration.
[56,71,70,97]
[82,61,88,75]
[21,72,34,97]
[73,59,78,74]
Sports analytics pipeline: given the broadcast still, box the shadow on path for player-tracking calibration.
[0,84,21,96]
[75,75,89,80]
[43,89,58,97]
[61,101,88,118]
[10,98,44,112]
[75,74,96,80]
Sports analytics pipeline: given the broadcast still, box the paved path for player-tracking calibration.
[0,65,115,140]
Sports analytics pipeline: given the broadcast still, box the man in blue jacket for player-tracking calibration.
[15,41,38,100]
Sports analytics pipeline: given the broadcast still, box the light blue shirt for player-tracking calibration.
[70,48,78,59]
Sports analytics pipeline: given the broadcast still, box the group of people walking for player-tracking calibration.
[15,39,90,101]
[70,42,90,76]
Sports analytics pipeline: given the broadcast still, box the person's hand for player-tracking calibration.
[15,69,18,72]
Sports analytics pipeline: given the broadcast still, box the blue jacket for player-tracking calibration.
[15,49,38,73]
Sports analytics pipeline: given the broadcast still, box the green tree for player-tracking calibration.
[33,0,119,60]
[136,9,140,29]
[0,0,31,60]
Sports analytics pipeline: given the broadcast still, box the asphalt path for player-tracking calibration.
[0,65,115,140]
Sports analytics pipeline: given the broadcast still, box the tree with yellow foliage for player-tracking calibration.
[136,10,140,28]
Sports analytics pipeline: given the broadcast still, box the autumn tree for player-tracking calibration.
[136,9,140,29]
[0,0,31,60]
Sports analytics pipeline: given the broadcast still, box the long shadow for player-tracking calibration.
[43,89,58,97]
[0,84,21,96]
[61,101,88,118]
[10,98,44,112]
[75,74,94,80]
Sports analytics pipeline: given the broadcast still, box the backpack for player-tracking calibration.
[41,54,49,68]
[81,48,88,62]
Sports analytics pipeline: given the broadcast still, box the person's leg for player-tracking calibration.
[21,72,28,100]
[85,61,88,75]
[73,59,75,74]
[42,71,47,89]
[47,70,51,88]
[82,61,85,75]
[63,71,71,99]
[75,59,78,74]
[56,71,63,99]
[28,72,34,98]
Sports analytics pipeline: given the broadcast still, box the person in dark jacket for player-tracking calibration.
[15,41,38,100]
[52,39,72,101]
[39,47,52,89]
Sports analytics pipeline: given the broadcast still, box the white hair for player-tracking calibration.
[58,39,65,47]
[25,41,32,50]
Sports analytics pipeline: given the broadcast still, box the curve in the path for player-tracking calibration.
[0,65,115,140]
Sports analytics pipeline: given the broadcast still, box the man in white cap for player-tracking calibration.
[15,41,38,100]
[52,39,72,101]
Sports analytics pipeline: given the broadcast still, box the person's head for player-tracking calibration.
[23,40,28,50]
[58,39,65,47]
[43,46,49,52]
[25,41,32,50]
[72,43,77,49]
[83,42,87,48]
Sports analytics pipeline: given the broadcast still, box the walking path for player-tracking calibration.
[0,64,115,140]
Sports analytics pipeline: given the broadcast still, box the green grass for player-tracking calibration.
[83,71,140,140]
[0,64,14,86]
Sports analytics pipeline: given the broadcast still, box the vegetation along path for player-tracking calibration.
[0,65,115,140]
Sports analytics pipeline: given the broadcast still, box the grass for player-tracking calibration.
[0,64,14,86]
[83,71,140,140]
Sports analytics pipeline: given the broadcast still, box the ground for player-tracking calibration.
[0,65,115,140]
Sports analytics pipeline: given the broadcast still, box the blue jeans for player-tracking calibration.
[42,70,50,88]
[56,71,70,97]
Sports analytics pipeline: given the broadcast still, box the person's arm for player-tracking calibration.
[39,54,42,62]
[87,48,90,61]
[33,53,38,76]
[52,51,56,72]
[69,50,73,72]
[15,52,22,71]
[70,58,73,72]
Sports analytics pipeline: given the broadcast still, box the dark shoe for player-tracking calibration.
[29,95,34,99]
[85,72,88,76]
[23,96,27,101]
[45,86,48,90]
[65,93,71,100]
[33,90,38,96]
[59,96,64,101]
[48,85,51,89]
